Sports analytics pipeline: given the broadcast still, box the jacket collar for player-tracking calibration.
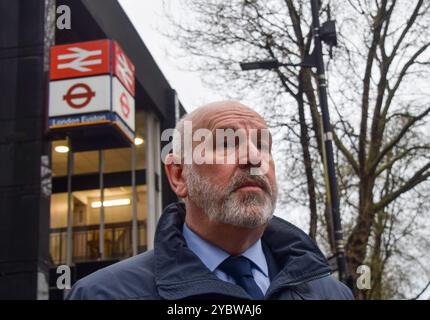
[154,202,331,300]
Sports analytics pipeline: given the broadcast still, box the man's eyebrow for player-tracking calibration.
[211,126,273,142]
[213,126,240,131]
[212,125,270,131]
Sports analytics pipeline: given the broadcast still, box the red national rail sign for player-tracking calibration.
[113,41,135,96]
[49,40,135,140]
[50,40,110,80]
[51,39,135,94]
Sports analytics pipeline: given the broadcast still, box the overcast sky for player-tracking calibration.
[118,0,223,112]
[116,0,332,235]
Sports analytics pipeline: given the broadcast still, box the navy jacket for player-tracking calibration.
[67,202,353,300]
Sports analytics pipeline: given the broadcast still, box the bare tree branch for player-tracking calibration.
[333,131,360,175]
[373,161,430,212]
[370,106,430,173]
[375,145,430,177]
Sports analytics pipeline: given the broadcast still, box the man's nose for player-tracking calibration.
[238,139,261,169]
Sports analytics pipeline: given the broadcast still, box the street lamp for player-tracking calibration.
[240,56,317,71]
[240,0,349,285]
[239,60,313,71]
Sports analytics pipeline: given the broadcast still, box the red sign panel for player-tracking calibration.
[113,41,135,96]
[50,40,110,80]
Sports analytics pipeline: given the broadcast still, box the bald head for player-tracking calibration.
[175,100,268,139]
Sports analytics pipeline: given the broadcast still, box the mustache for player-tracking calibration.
[228,172,272,195]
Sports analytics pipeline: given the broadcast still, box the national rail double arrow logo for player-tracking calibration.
[57,47,102,73]
[63,83,96,109]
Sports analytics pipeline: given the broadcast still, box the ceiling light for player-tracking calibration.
[134,137,144,145]
[91,198,131,208]
[55,145,69,153]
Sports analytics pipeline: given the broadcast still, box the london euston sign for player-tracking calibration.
[48,39,136,141]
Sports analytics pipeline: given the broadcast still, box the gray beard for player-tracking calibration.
[184,166,277,228]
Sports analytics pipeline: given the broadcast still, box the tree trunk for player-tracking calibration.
[346,176,375,298]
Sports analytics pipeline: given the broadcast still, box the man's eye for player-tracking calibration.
[224,140,235,149]
[215,139,226,150]
[257,141,271,153]
[258,141,267,150]
[218,138,237,149]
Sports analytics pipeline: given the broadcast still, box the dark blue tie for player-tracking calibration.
[218,256,265,300]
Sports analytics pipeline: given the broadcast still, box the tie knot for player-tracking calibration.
[218,255,253,278]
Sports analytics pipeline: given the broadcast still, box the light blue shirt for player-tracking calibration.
[182,223,270,294]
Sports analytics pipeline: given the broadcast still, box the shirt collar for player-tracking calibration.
[183,222,269,277]
[241,238,269,277]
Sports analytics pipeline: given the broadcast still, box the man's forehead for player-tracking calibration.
[190,101,268,131]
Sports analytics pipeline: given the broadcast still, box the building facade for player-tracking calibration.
[0,0,185,299]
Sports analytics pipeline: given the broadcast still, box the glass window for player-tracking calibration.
[74,150,100,175]
[49,110,150,265]
[51,111,147,177]
[103,147,131,173]
[51,139,68,177]
[51,139,101,176]
[135,110,146,169]
[50,186,147,265]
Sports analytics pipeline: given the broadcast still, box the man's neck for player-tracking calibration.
[184,203,266,256]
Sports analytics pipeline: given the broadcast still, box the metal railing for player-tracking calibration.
[50,221,146,265]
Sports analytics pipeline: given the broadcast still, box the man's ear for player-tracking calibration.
[164,153,188,198]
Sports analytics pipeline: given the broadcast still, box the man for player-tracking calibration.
[67,101,353,300]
